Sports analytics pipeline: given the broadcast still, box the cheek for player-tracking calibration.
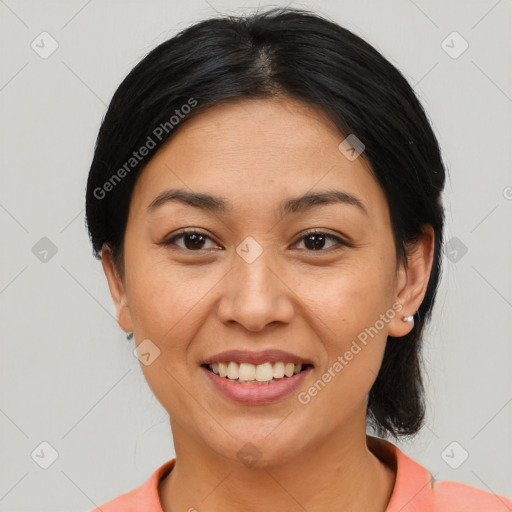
[292,256,394,333]
[291,260,394,400]
[125,249,206,333]
[124,256,210,417]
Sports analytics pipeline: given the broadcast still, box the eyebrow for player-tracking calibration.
[147,188,368,218]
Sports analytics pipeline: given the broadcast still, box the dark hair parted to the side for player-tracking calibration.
[85,7,446,440]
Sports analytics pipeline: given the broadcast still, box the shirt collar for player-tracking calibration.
[131,435,435,511]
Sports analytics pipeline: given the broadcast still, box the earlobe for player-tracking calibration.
[388,225,435,338]
[101,244,134,334]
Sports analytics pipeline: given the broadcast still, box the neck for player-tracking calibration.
[159,416,396,512]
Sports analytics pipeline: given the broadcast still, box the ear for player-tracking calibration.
[388,224,435,337]
[101,244,133,334]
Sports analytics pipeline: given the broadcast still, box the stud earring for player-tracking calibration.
[402,315,414,326]
[126,332,134,340]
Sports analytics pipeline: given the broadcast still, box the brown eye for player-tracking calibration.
[293,231,348,252]
[162,230,219,251]
[161,229,349,253]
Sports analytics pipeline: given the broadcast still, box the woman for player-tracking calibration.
[85,7,511,511]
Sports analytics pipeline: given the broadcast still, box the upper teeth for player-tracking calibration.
[209,361,303,382]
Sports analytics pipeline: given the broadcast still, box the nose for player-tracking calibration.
[216,248,295,332]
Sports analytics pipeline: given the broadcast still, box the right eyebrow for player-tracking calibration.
[147,189,231,215]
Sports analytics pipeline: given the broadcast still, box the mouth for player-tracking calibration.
[201,361,314,385]
[199,349,315,403]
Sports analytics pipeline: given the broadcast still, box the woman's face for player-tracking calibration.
[103,97,428,466]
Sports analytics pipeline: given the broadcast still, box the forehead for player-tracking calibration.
[163,97,353,164]
[130,97,388,222]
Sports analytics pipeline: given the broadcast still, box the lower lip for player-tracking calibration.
[201,365,313,405]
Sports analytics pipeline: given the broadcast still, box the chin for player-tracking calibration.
[206,427,310,468]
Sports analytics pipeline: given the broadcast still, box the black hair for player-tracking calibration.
[85,7,446,439]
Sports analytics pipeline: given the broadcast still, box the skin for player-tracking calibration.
[102,96,434,511]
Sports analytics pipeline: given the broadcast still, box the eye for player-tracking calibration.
[161,229,220,251]
[292,230,348,252]
[160,229,350,253]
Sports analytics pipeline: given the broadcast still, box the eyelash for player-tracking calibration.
[160,228,351,253]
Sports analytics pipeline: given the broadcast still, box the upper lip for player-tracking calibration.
[201,349,314,367]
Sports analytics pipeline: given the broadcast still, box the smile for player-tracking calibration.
[201,363,314,404]
[203,361,311,384]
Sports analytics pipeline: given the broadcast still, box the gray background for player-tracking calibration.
[0,0,511,510]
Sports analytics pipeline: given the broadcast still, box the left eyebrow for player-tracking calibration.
[278,189,368,218]
[146,188,368,218]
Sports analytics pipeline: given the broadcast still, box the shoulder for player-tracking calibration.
[367,435,512,512]
[431,479,512,511]
[85,459,176,512]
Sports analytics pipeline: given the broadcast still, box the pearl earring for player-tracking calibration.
[402,315,414,326]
